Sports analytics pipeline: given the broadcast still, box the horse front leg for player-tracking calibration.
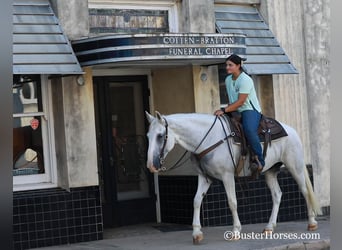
[264,169,282,233]
[222,173,241,238]
[192,174,212,244]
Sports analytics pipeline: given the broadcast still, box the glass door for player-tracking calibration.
[109,82,150,201]
[94,75,156,227]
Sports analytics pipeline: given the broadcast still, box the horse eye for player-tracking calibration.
[157,133,163,139]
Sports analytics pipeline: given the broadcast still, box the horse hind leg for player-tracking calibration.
[286,164,321,231]
[192,174,212,244]
[304,167,322,230]
[302,167,321,230]
[264,169,282,233]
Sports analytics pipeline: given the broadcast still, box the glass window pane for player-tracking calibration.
[13,77,42,115]
[218,64,229,105]
[13,117,44,176]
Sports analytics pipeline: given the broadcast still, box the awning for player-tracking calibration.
[73,33,247,67]
[13,0,83,75]
[215,5,298,74]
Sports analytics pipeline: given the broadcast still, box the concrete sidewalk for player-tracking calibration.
[33,216,330,250]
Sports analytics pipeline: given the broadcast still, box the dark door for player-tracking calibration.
[93,75,156,227]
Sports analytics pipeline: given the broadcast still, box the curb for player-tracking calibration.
[261,239,330,250]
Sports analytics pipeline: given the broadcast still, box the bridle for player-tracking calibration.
[158,117,169,166]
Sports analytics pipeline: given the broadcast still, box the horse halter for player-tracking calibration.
[159,117,169,167]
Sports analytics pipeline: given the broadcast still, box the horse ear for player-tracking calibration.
[145,111,155,123]
[155,111,167,125]
[155,111,163,122]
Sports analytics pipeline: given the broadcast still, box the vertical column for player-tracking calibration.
[51,77,69,190]
[50,0,89,40]
[193,66,220,114]
[302,0,330,208]
[61,68,99,187]
[181,0,220,114]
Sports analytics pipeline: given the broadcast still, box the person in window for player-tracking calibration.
[214,54,264,173]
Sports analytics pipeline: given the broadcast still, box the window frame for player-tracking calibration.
[13,75,57,191]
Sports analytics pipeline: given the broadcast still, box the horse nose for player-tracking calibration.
[146,152,161,173]
[153,157,161,169]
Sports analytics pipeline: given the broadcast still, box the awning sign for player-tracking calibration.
[73,33,246,67]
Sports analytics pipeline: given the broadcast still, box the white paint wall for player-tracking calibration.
[261,0,330,207]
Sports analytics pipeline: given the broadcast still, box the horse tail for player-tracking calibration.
[304,166,322,216]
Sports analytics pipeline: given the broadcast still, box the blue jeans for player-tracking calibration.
[241,110,265,166]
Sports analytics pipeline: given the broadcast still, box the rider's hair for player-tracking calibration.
[226,54,247,71]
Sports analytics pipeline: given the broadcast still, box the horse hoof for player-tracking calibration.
[262,229,273,235]
[307,223,318,231]
[229,234,241,241]
[193,234,203,245]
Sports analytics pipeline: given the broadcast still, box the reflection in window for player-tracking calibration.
[13,76,44,176]
[218,64,229,106]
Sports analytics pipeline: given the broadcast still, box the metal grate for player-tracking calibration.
[13,186,103,249]
[159,167,309,227]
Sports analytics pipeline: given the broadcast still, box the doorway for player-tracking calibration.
[93,75,156,227]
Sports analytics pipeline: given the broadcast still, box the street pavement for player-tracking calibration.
[32,216,330,250]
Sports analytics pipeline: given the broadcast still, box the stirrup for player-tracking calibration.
[249,161,262,180]
[249,161,262,172]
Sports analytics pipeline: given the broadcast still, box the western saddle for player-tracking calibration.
[225,113,288,176]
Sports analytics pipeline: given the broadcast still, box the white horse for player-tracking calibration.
[145,111,321,244]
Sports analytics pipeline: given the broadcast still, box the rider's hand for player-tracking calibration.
[214,110,224,116]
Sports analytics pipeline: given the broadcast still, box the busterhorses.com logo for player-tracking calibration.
[223,231,321,241]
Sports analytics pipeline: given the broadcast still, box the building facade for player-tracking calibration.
[12,0,330,249]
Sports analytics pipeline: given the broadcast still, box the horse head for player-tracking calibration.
[145,111,176,173]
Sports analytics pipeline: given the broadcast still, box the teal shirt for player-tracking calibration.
[225,72,261,113]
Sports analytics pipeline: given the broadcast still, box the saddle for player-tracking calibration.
[225,113,288,159]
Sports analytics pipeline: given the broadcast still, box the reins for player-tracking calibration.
[218,116,249,200]
[159,115,219,171]
[159,115,237,172]
[218,116,237,170]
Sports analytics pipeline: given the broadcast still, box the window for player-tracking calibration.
[88,0,179,34]
[218,64,229,107]
[13,75,56,190]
